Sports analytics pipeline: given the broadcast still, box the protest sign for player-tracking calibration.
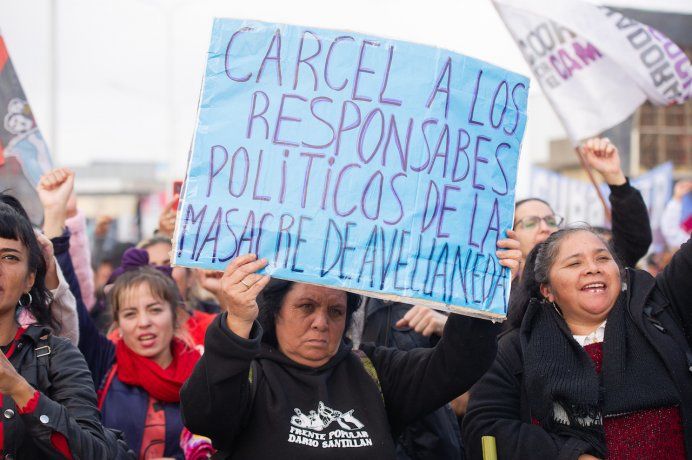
[173,19,529,319]
[528,161,673,237]
[493,0,691,143]
[0,31,53,225]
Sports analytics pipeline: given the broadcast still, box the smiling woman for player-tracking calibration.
[463,229,692,459]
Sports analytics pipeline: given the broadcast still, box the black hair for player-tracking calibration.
[506,226,624,330]
[0,195,54,328]
[257,279,361,348]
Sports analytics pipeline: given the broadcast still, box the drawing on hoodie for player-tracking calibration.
[291,402,365,431]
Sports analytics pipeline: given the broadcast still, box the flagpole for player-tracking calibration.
[49,0,58,162]
[573,146,612,222]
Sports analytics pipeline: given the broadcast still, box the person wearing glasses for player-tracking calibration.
[513,137,652,272]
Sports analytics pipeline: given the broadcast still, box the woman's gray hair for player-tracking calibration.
[534,226,624,286]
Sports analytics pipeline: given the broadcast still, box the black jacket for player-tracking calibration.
[181,312,500,459]
[3,324,132,459]
[608,179,652,268]
[463,238,692,460]
[361,299,464,459]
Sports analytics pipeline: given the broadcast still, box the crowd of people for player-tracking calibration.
[0,136,690,459]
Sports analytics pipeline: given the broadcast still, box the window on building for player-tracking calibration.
[637,47,692,171]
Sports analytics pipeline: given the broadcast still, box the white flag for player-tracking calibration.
[492,0,691,143]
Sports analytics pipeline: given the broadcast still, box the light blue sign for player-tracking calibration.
[174,19,529,318]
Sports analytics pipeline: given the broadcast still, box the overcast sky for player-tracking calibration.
[1,0,690,179]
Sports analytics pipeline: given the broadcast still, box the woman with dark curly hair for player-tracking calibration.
[0,195,130,459]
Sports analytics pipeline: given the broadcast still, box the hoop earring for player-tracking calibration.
[543,297,563,318]
[550,301,563,318]
[17,292,33,308]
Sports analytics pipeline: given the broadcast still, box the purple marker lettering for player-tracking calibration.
[452,129,471,182]
[228,147,250,197]
[293,30,322,91]
[467,193,480,249]
[410,118,437,172]
[481,198,501,254]
[255,212,274,255]
[382,115,413,172]
[194,207,222,262]
[339,222,357,280]
[379,45,402,106]
[207,145,229,197]
[220,208,240,262]
[225,27,254,82]
[246,91,270,140]
[361,171,384,220]
[177,204,207,258]
[274,213,295,268]
[332,163,361,217]
[291,216,312,273]
[425,57,452,118]
[421,180,440,233]
[472,135,491,191]
[357,108,385,164]
[325,36,355,91]
[256,29,283,85]
[279,150,289,204]
[429,242,449,300]
[427,124,450,178]
[468,70,484,126]
[505,82,526,135]
[334,100,361,156]
[352,40,379,102]
[490,80,509,129]
[320,156,335,210]
[437,184,460,238]
[300,152,325,208]
[252,149,271,201]
[273,93,307,147]
[303,96,336,149]
[320,218,343,276]
[383,172,406,226]
[393,230,410,290]
[492,143,510,196]
[378,227,399,290]
[357,225,378,287]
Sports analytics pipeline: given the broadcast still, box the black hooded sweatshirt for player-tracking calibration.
[180,312,499,459]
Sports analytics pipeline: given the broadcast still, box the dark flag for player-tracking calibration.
[0,32,53,225]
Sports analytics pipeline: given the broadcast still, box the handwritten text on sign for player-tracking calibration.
[174,19,529,318]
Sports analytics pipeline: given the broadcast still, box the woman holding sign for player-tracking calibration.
[463,229,692,459]
[179,232,522,459]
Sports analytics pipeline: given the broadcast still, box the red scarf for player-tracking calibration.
[115,338,200,403]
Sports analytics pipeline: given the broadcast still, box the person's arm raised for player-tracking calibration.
[180,255,270,451]
[218,254,270,339]
[581,137,652,266]
[37,168,75,240]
